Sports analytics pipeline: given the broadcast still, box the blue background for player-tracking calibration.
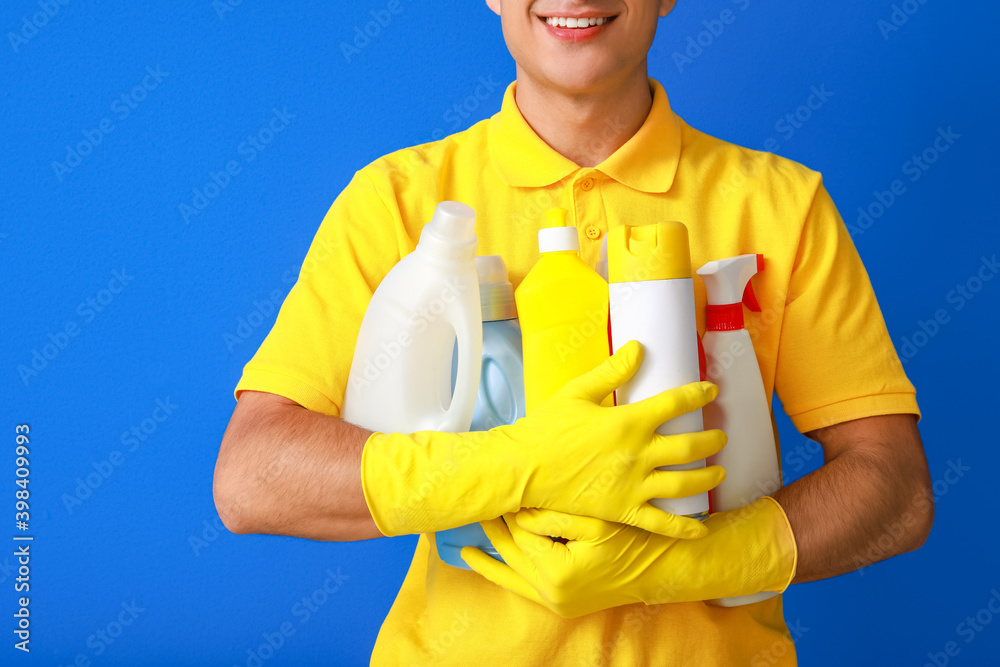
[2,0,998,665]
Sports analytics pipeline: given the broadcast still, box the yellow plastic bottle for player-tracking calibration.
[515,208,611,413]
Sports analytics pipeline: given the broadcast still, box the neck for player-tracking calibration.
[512,66,653,168]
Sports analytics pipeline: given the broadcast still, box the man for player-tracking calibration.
[213,1,933,664]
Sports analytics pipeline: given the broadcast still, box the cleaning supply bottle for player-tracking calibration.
[596,233,609,281]
[341,201,483,434]
[516,208,611,412]
[435,255,525,569]
[698,253,782,607]
[607,222,709,519]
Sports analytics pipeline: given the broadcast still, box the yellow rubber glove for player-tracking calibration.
[459,496,797,619]
[359,340,727,539]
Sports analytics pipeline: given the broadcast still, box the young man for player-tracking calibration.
[214,1,933,663]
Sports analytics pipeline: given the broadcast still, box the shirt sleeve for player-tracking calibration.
[774,179,920,434]
[233,168,409,417]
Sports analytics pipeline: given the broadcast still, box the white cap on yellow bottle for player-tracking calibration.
[538,208,580,253]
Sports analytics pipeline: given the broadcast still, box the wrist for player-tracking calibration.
[360,429,521,537]
[755,496,798,593]
[635,496,798,605]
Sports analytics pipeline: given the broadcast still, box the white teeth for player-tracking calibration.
[545,16,610,27]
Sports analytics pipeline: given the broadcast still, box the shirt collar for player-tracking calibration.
[488,77,681,194]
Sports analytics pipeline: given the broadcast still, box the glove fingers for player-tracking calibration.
[648,429,728,466]
[515,508,616,543]
[479,515,545,579]
[634,503,709,539]
[644,464,725,500]
[629,381,718,431]
[559,340,643,404]
[460,546,546,606]
[505,512,563,561]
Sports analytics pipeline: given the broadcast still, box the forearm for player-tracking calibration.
[213,390,383,542]
[771,414,933,583]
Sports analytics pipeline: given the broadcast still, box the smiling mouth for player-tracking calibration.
[540,15,619,28]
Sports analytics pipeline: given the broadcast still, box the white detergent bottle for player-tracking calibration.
[435,255,524,569]
[698,253,783,607]
[341,201,483,434]
[607,222,709,520]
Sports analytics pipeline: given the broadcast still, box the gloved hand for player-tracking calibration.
[359,340,727,539]
[459,496,797,619]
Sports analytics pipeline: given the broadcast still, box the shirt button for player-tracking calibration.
[580,178,595,191]
[585,225,601,240]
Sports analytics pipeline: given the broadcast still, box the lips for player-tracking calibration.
[538,13,618,42]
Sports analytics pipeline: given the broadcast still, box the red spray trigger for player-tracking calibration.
[742,253,764,312]
[697,334,707,381]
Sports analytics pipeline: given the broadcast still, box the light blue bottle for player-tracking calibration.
[435,256,525,570]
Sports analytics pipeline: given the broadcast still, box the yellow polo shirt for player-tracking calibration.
[235,77,919,665]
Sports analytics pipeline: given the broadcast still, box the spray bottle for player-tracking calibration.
[698,253,782,607]
[436,256,525,569]
[341,201,483,434]
[607,222,709,519]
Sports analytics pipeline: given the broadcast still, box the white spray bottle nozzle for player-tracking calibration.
[697,254,764,307]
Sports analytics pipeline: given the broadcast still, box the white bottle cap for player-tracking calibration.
[421,201,478,260]
[476,256,517,321]
[430,201,476,239]
[538,208,579,253]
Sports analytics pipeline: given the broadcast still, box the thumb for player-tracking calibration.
[558,339,644,405]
